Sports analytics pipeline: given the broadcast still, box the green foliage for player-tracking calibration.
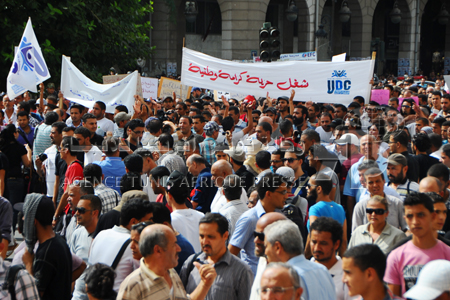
[0,0,154,91]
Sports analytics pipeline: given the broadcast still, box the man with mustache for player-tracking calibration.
[386,154,419,201]
[315,112,334,144]
[180,213,253,300]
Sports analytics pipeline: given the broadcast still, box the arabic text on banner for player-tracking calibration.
[7,18,51,99]
[60,56,138,114]
[181,48,374,105]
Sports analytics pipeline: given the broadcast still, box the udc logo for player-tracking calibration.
[327,70,351,95]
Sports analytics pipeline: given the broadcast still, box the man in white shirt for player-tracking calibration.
[165,170,204,252]
[210,160,248,213]
[89,198,153,291]
[310,217,357,300]
[218,175,249,238]
[73,127,103,165]
[93,101,114,134]
[70,194,101,300]
[315,112,334,144]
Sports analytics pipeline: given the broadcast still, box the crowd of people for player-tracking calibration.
[1,75,450,300]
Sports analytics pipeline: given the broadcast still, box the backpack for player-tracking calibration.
[282,198,307,244]
[3,265,25,300]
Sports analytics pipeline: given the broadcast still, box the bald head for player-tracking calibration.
[419,176,443,193]
[139,224,173,257]
[256,212,287,231]
[259,116,273,126]
[211,159,233,187]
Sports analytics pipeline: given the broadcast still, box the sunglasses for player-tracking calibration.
[282,158,298,163]
[402,105,411,108]
[75,207,93,214]
[253,231,265,241]
[270,160,282,164]
[365,208,386,215]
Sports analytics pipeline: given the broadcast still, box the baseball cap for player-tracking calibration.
[334,133,360,146]
[192,87,201,92]
[387,153,407,166]
[149,166,171,180]
[275,167,295,184]
[403,260,450,300]
[224,147,246,162]
[114,112,131,123]
[277,96,289,102]
[204,121,219,136]
[47,83,55,89]
[264,107,277,115]
[166,170,190,199]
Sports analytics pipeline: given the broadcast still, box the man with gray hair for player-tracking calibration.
[117,224,216,300]
[210,160,248,213]
[218,175,249,237]
[259,262,303,300]
[263,219,335,300]
[113,112,131,138]
[352,167,407,232]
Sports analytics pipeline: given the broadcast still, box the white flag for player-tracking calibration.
[7,18,50,99]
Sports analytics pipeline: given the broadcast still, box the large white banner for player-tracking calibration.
[181,48,374,104]
[60,56,138,114]
[7,18,51,99]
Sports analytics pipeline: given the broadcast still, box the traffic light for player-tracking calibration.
[259,22,281,62]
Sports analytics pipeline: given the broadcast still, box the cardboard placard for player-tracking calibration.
[157,77,192,100]
[140,77,158,99]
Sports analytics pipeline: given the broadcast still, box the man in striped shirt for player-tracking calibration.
[117,224,216,300]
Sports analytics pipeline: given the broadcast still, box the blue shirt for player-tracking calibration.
[287,255,336,300]
[229,200,266,276]
[307,201,346,231]
[94,157,126,195]
[191,168,217,213]
[343,155,388,200]
[175,233,195,274]
[17,127,35,147]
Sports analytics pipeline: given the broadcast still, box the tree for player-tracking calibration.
[0,0,154,91]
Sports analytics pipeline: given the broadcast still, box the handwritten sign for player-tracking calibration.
[140,77,158,99]
[103,74,143,97]
[181,48,374,105]
[213,91,248,101]
[370,89,390,105]
[157,77,192,100]
[398,97,419,111]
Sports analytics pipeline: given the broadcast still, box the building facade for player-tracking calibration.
[147,0,450,77]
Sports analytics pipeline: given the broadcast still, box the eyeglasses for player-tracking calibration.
[75,207,93,214]
[365,208,386,215]
[270,160,282,164]
[131,221,154,231]
[366,108,376,112]
[253,231,265,241]
[402,105,411,108]
[275,190,288,195]
[257,286,295,296]
[282,158,298,163]
[387,114,398,117]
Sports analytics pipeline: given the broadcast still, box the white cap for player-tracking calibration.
[403,260,450,300]
[334,133,360,146]
[275,166,295,183]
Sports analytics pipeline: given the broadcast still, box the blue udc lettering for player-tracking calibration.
[327,80,334,94]
[336,80,343,90]
[344,80,351,90]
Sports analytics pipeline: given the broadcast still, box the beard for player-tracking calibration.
[388,172,404,184]
[292,116,304,126]
[306,188,318,204]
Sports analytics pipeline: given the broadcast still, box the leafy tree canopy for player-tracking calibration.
[0,0,154,91]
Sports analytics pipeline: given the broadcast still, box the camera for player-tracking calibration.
[38,153,48,162]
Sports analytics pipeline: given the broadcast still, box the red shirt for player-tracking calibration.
[63,160,84,192]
